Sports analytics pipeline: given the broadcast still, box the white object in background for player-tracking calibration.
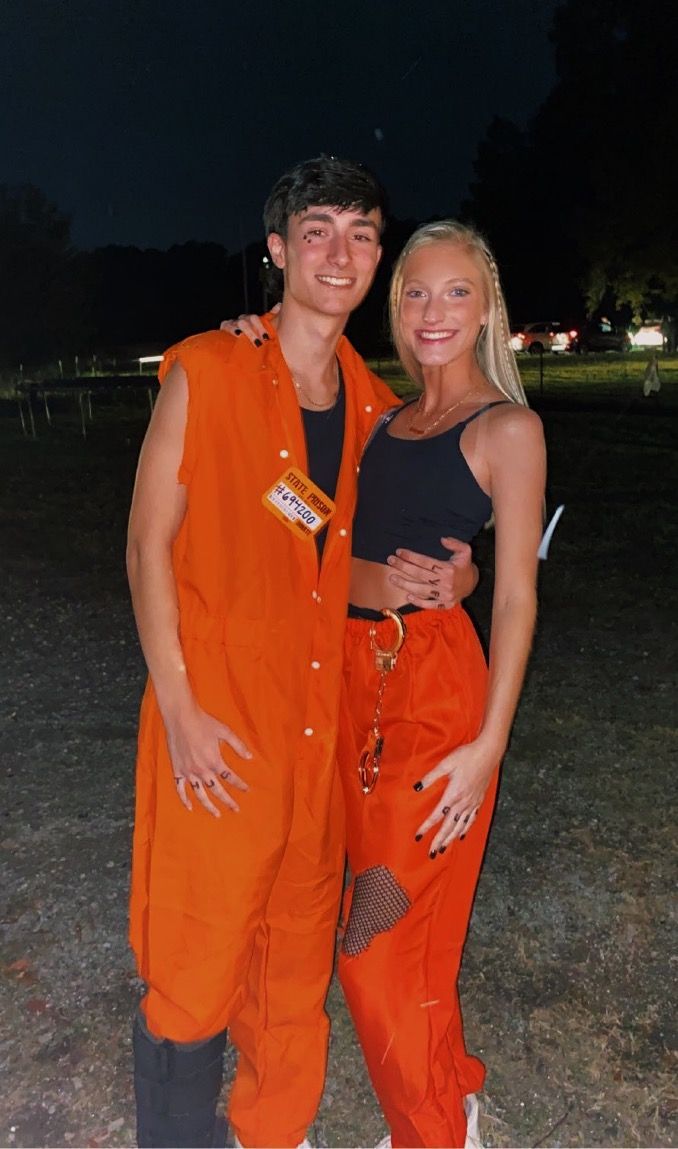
[538,504,565,560]
[643,357,661,396]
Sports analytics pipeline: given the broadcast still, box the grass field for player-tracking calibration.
[368,351,678,406]
[1,367,676,1148]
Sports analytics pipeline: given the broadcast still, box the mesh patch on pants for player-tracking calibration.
[342,865,412,957]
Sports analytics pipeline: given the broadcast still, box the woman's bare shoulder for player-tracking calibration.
[487,401,543,441]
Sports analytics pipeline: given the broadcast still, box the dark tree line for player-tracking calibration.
[0,182,416,370]
[0,190,274,371]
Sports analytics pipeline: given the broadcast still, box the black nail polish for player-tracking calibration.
[429,850,437,859]
[234,327,243,335]
[460,833,466,841]
[413,781,423,792]
[463,814,470,823]
[415,833,423,842]
[254,338,262,348]
[439,845,447,854]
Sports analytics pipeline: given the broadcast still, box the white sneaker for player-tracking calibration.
[464,1093,482,1149]
[373,1095,480,1149]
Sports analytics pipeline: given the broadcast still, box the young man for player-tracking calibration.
[127,156,475,1149]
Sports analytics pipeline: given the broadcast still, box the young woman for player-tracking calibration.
[336,221,546,1149]
[225,220,546,1149]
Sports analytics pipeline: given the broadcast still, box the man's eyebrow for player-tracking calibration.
[298,211,380,232]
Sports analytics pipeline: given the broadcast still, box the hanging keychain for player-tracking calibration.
[357,608,407,795]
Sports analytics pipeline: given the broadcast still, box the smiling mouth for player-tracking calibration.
[316,275,355,287]
[417,330,456,341]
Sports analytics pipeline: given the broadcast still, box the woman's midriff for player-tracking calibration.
[348,557,409,612]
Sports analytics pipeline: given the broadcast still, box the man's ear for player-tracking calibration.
[267,233,286,270]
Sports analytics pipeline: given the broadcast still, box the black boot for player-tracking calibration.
[133,1012,227,1148]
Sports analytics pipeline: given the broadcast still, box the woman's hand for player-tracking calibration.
[163,696,252,818]
[386,537,478,610]
[412,738,498,853]
[220,303,280,344]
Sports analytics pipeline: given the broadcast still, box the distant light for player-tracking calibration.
[138,354,164,374]
[631,326,664,349]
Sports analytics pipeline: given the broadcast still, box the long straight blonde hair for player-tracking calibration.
[389,220,528,406]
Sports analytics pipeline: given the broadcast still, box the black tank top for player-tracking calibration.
[301,372,345,560]
[351,399,509,564]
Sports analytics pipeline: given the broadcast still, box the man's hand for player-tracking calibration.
[220,305,280,344]
[164,697,252,818]
[386,536,478,610]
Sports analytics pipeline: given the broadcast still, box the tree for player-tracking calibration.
[538,0,678,316]
[0,184,89,368]
[463,0,678,321]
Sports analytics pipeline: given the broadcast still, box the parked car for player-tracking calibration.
[510,321,563,355]
[630,321,666,350]
[552,318,631,354]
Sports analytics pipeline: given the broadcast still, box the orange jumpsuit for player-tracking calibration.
[129,325,396,1148]
[337,606,499,1148]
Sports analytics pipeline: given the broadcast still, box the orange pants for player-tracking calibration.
[337,607,498,1149]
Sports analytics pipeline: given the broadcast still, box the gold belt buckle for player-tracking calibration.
[358,609,407,794]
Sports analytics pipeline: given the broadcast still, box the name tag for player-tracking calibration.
[263,466,336,541]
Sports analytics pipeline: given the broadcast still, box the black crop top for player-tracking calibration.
[351,400,509,564]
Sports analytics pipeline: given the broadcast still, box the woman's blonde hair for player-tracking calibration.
[389,220,528,406]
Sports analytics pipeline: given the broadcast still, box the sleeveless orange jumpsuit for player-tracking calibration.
[129,324,396,1148]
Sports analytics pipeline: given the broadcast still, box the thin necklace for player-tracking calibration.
[407,386,479,435]
[292,362,339,410]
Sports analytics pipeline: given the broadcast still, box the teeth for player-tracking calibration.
[419,331,454,341]
[317,276,353,286]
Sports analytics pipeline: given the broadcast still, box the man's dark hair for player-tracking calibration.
[263,155,387,238]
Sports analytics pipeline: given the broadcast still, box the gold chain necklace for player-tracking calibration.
[292,362,339,410]
[407,386,479,435]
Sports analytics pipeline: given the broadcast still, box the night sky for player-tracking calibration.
[3,0,560,252]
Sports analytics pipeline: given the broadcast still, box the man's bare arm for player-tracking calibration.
[127,363,251,817]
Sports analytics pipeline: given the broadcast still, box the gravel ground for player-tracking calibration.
[1,393,676,1148]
